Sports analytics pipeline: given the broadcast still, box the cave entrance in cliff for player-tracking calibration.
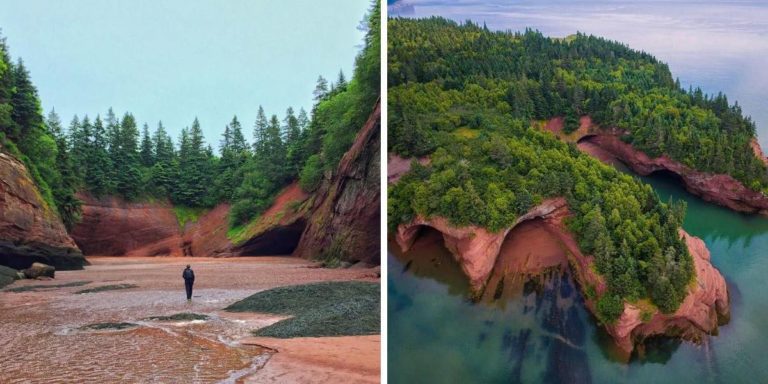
[647,169,685,186]
[575,134,597,144]
[481,218,569,303]
[394,226,469,293]
[237,219,307,256]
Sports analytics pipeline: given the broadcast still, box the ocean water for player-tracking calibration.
[388,2,768,382]
[389,172,768,382]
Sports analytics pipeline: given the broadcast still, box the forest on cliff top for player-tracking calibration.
[0,2,379,234]
[388,17,702,322]
[389,17,767,192]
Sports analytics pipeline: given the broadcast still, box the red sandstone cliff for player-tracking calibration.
[292,100,381,265]
[541,116,768,214]
[394,198,729,357]
[71,193,233,257]
[581,133,768,214]
[0,150,85,270]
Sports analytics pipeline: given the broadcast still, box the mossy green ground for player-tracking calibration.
[225,281,380,338]
[172,206,208,229]
[75,284,138,294]
[80,322,137,331]
[144,313,209,321]
[0,265,20,289]
[5,281,91,292]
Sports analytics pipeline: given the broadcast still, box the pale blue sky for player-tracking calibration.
[0,0,371,145]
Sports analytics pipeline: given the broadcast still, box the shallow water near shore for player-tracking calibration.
[388,172,768,382]
[0,256,372,383]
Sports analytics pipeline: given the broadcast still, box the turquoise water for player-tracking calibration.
[388,172,768,382]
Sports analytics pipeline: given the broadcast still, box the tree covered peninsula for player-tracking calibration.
[388,17,737,326]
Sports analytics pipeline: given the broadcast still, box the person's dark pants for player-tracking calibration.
[185,280,193,300]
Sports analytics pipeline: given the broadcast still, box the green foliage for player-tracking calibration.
[299,154,324,192]
[388,18,698,322]
[597,294,625,324]
[225,281,380,338]
[172,206,208,229]
[388,18,767,190]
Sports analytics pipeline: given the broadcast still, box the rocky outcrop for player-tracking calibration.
[540,116,768,215]
[394,199,729,356]
[396,198,568,289]
[0,150,85,270]
[580,133,768,214]
[292,100,381,265]
[22,262,55,279]
[608,230,729,356]
[70,193,234,257]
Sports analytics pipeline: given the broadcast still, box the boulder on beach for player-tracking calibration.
[0,265,21,288]
[22,262,55,279]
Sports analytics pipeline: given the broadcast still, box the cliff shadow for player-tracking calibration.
[388,227,470,296]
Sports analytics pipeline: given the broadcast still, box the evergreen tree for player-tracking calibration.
[140,123,154,167]
[313,75,329,101]
[253,106,268,153]
[46,109,81,228]
[87,115,112,195]
[115,113,141,199]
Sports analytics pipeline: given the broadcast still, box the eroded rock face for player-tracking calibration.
[579,132,768,215]
[70,193,234,257]
[396,198,568,289]
[293,100,381,265]
[0,151,85,270]
[71,193,184,256]
[395,200,729,356]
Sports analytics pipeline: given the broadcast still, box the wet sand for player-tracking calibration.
[0,256,379,383]
[241,336,380,383]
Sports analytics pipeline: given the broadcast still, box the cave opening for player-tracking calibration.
[391,225,470,295]
[237,219,307,256]
[575,134,597,144]
[647,169,685,185]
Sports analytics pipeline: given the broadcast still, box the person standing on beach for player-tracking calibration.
[183,265,195,301]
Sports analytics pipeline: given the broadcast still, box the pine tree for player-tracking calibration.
[140,123,153,167]
[115,113,141,199]
[253,106,269,153]
[46,109,81,228]
[336,70,347,90]
[87,115,112,195]
[313,75,329,101]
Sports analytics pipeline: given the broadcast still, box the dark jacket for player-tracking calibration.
[183,268,195,282]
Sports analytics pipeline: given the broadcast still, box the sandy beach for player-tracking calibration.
[0,256,380,383]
